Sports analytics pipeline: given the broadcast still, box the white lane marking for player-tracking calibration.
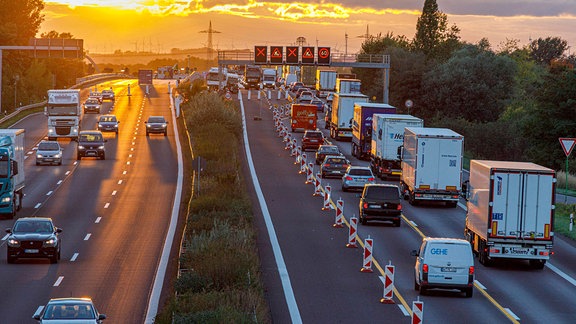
[33,306,44,318]
[131,148,134,151]
[84,234,91,241]
[71,253,79,262]
[65,171,71,175]
[27,151,34,155]
[132,142,135,145]
[24,156,28,160]
[546,262,576,287]
[104,203,110,209]
[410,221,418,227]
[118,180,123,185]
[123,171,127,175]
[46,191,53,196]
[53,276,64,286]
[95,217,102,223]
[34,203,41,209]
[74,161,78,165]
[57,180,63,185]
[134,132,138,135]
[505,308,520,321]
[133,136,136,140]
[398,305,409,316]
[127,161,130,165]
[2,234,9,240]
[112,190,117,196]
[129,154,132,158]
[474,280,487,290]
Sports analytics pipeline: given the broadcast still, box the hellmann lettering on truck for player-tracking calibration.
[389,133,403,140]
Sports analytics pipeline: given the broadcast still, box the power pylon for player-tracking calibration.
[199,21,221,60]
[357,25,372,41]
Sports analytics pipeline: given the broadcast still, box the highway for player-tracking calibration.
[241,88,576,323]
[0,80,179,323]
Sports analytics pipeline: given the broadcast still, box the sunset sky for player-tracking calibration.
[40,0,576,55]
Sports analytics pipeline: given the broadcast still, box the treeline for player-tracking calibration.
[354,0,576,172]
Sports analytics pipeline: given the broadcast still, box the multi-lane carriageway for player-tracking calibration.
[239,87,576,323]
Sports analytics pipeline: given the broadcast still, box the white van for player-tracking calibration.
[412,237,475,297]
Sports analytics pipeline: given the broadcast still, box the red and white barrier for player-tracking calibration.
[346,216,358,248]
[299,153,307,174]
[305,163,313,184]
[313,173,322,196]
[290,139,297,156]
[294,146,301,165]
[411,298,423,324]
[360,236,373,273]
[322,184,331,211]
[333,198,344,228]
[380,262,395,304]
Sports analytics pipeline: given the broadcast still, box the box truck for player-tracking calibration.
[400,127,463,207]
[335,78,361,94]
[262,68,277,88]
[0,129,25,218]
[351,103,396,160]
[370,114,423,179]
[290,104,317,132]
[329,93,368,141]
[315,70,337,98]
[46,89,81,141]
[463,160,555,269]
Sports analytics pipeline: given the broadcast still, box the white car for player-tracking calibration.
[412,237,475,297]
[36,140,63,166]
[33,297,106,323]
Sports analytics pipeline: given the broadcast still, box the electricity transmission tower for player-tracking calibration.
[199,21,221,61]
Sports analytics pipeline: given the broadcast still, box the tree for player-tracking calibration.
[413,0,461,61]
[0,0,44,45]
[529,36,569,65]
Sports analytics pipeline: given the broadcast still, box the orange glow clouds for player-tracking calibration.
[41,0,576,54]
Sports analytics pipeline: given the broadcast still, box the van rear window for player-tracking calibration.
[425,243,471,261]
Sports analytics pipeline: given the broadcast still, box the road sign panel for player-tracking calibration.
[270,46,283,64]
[286,46,299,64]
[318,47,331,65]
[302,46,315,64]
[254,46,267,64]
[559,138,576,157]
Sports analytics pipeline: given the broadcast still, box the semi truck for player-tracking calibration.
[351,103,396,160]
[463,160,555,269]
[370,114,423,179]
[46,89,82,141]
[0,129,25,218]
[329,93,368,141]
[262,68,277,88]
[400,127,463,207]
[245,65,262,90]
[206,67,228,91]
[315,69,337,98]
[335,78,361,94]
[290,104,317,132]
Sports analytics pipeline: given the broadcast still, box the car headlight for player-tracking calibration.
[43,237,57,247]
[146,124,151,128]
[37,154,44,158]
[1,196,11,203]
[162,124,167,128]
[78,145,85,150]
[98,145,105,150]
[98,123,103,127]
[54,153,62,158]
[7,238,20,247]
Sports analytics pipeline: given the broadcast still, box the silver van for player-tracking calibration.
[412,237,475,297]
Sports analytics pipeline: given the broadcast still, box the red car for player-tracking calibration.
[301,130,324,151]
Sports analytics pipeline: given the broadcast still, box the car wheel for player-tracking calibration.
[58,161,62,166]
[50,253,58,264]
[414,279,420,291]
[419,285,427,295]
[101,154,106,160]
[7,255,16,264]
[342,186,347,192]
[394,219,401,227]
[36,161,40,166]
[529,259,546,269]
[464,287,473,298]
[164,131,167,136]
[76,154,81,160]
[360,214,367,225]
[146,132,149,136]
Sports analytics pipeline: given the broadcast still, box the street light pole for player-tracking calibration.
[13,74,19,111]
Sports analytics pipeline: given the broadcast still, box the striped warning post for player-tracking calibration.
[299,153,307,174]
[380,262,395,304]
[360,236,373,273]
[313,173,322,196]
[411,298,423,324]
[333,198,344,228]
[294,146,301,165]
[322,184,331,211]
[305,163,314,184]
[346,216,358,248]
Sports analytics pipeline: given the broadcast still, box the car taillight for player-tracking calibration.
[469,266,474,275]
[345,176,353,181]
[396,204,402,211]
[422,264,428,273]
[363,203,369,208]
[343,164,349,168]
[368,177,375,181]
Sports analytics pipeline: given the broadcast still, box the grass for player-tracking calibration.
[555,203,576,241]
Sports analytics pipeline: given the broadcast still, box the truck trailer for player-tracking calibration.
[370,114,423,179]
[329,93,368,141]
[262,68,277,88]
[46,89,81,141]
[0,129,25,218]
[351,103,396,160]
[290,104,317,132]
[400,127,463,207]
[315,70,337,98]
[464,160,555,269]
[335,78,361,94]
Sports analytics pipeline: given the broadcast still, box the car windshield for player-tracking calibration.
[100,116,117,122]
[14,220,53,233]
[148,117,165,123]
[365,186,399,199]
[348,168,372,176]
[43,304,95,320]
[79,134,103,142]
[85,99,98,104]
[320,146,339,153]
[306,132,322,138]
[38,142,59,151]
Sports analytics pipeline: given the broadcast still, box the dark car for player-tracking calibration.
[301,130,324,151]
[77,130,107,160]
[315,145,342,164]
[309,98,325,112]
[321,155,350,179]
[6,217,62,263]
[33,297,106,323]
[97,114,119,133]
[359,184,402,226]
[101,89,115,101]
[145,116,169,136]
[83,98,101,114]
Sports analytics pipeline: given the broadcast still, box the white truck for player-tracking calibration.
[463,160,555,269]
[315,69,337,98]
[335,78,362,94]
[262,68,277,88]
[328,93,368,141]
[370,114,423,179]
[0,129,25,218]
[46,89,81,141]
[400,127,463,207]
[206,67,228,91]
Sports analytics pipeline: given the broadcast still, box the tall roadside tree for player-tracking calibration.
[413,0,461,61]
[529,36,569,66]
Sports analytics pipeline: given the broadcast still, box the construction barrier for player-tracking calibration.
[380,262,395,304]
[360,236,374,273]
[313,173,322,196]
[411,298,423,324]
[300,153,307,174]
[247,90,251,100]
[294,146,301,165]
[333,198,344,228]
[305,163,313,184]
[290,139,297,156]
[346,216,358,248]
[322,184,331,211]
